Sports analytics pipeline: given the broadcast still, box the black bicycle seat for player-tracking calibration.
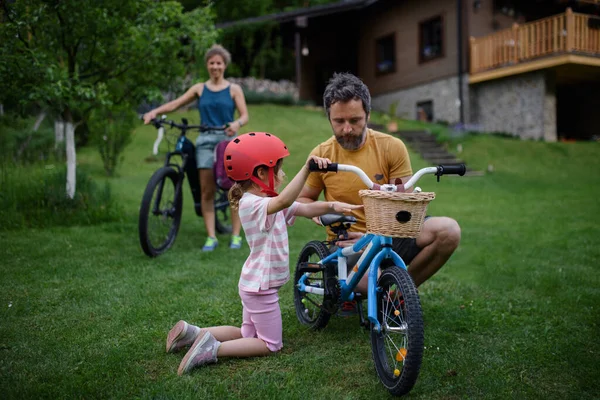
[318,213,357,227]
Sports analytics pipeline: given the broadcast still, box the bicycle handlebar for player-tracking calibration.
[308,160,466,192]
[143,116,226,133]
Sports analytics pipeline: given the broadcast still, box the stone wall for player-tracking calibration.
[371,75,470,125]
[469,71,557,141]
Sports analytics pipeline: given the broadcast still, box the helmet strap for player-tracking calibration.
[250,167,278,197]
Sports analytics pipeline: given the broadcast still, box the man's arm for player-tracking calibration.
[297,184,321,204]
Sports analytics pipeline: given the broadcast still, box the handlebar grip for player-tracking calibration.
[308,160,338,172]
[437,164,466,176]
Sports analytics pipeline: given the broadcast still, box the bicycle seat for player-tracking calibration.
[318,213,357,227]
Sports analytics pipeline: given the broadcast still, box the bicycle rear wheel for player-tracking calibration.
[214,187,232,234]
[371,267,424,396]
[139,167,183,257]
[293,241,337,330]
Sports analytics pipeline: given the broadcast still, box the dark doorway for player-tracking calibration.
[557,82,600,141]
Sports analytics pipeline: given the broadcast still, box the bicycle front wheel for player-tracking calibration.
[293,240,337,330]
[138,167,183,257]
[371,267,424,397]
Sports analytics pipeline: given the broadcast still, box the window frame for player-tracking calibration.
[418,15,445,64]
[374,32,396,76]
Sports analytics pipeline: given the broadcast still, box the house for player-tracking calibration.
[219,0,600,141]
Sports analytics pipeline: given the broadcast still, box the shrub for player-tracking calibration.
[88,106,136,176]
[0,164,123,230]
[0,114,56,163]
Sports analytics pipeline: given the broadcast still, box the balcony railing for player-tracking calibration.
[470,8,600,74]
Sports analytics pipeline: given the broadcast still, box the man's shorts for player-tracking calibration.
[195,131,231,169]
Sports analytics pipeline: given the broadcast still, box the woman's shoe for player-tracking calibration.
[229,235,243,249]
[202,237,219,252]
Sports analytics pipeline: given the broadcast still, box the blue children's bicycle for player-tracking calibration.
[293,162,465,396]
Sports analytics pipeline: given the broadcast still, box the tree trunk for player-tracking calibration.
[63,109,76,199]
[55,119,65,148]
[0,104,4,116]
[33,111,46,131]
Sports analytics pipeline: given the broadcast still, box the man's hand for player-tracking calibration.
[335,231,364,248]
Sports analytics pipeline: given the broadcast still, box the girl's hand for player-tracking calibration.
[306,155,331,170]
[330,202,363,214]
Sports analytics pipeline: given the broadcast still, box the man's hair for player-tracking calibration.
[322,73,371,118]
[204,44,231,66]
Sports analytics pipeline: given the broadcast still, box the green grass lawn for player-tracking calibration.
[1,104,599,399]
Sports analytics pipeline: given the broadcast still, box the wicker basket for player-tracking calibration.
[359,190,435,238]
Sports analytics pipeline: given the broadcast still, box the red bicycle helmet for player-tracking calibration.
[224,132,290,196]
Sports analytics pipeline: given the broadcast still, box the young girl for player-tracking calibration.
[166,132,362,375]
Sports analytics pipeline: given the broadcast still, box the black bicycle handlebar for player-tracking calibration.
[308,160,339,172]
[436,164,466,176]
[144,116,226,133]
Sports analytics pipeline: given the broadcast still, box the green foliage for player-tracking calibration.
[88,106,137,176]
[0,114,56,163]
[0,164,123,230]
[220,21,295,80]
[0,0,217,122]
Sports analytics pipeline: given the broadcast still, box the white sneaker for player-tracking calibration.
[166,320,200,353]
[177,329,221,375]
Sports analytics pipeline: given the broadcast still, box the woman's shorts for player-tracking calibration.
[195,131,232,169]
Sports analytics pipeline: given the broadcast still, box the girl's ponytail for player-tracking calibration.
[228,180,253,210]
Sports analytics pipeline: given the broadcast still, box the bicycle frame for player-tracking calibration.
[298,233,404,333]
[150,117,226,217]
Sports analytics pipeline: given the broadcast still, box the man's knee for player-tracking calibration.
[438,217,461,251]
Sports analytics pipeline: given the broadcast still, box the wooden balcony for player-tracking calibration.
[469,8,600,83]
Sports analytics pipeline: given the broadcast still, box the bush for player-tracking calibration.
[88,106,136,176]
[0,114,57,163]
[0,164,123,230]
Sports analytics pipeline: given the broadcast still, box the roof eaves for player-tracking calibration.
[216,0,380,29]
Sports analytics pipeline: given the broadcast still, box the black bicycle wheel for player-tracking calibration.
[371,266,424,397]
[293,240,337,330]
[214,187,232,234]
[138,167,183,257]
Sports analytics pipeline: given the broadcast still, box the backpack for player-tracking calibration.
[213,140,235,191]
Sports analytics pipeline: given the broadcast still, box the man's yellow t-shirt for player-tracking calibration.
[305,129,413,240]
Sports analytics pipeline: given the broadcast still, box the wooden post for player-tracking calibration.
[512,23,519,63]
[469,37,476,73]
[566,7,574,52]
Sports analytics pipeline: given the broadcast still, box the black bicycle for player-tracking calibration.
[139,116,232,257]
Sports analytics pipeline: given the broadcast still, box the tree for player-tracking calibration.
[0,0,217,197]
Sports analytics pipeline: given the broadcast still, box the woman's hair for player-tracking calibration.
[228,160,284,209]
[204,44,231,66]
[322,72,371,119]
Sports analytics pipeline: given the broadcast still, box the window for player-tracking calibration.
[375,34,396,75]
[416,100,433,122]
[419,16,444,63]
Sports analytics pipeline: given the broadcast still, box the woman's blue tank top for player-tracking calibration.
[198,84,235,127]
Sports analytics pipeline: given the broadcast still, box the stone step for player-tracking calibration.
[424,158,465,165]
[421,153,460,160]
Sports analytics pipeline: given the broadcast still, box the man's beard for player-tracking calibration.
[335,126,367,150]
